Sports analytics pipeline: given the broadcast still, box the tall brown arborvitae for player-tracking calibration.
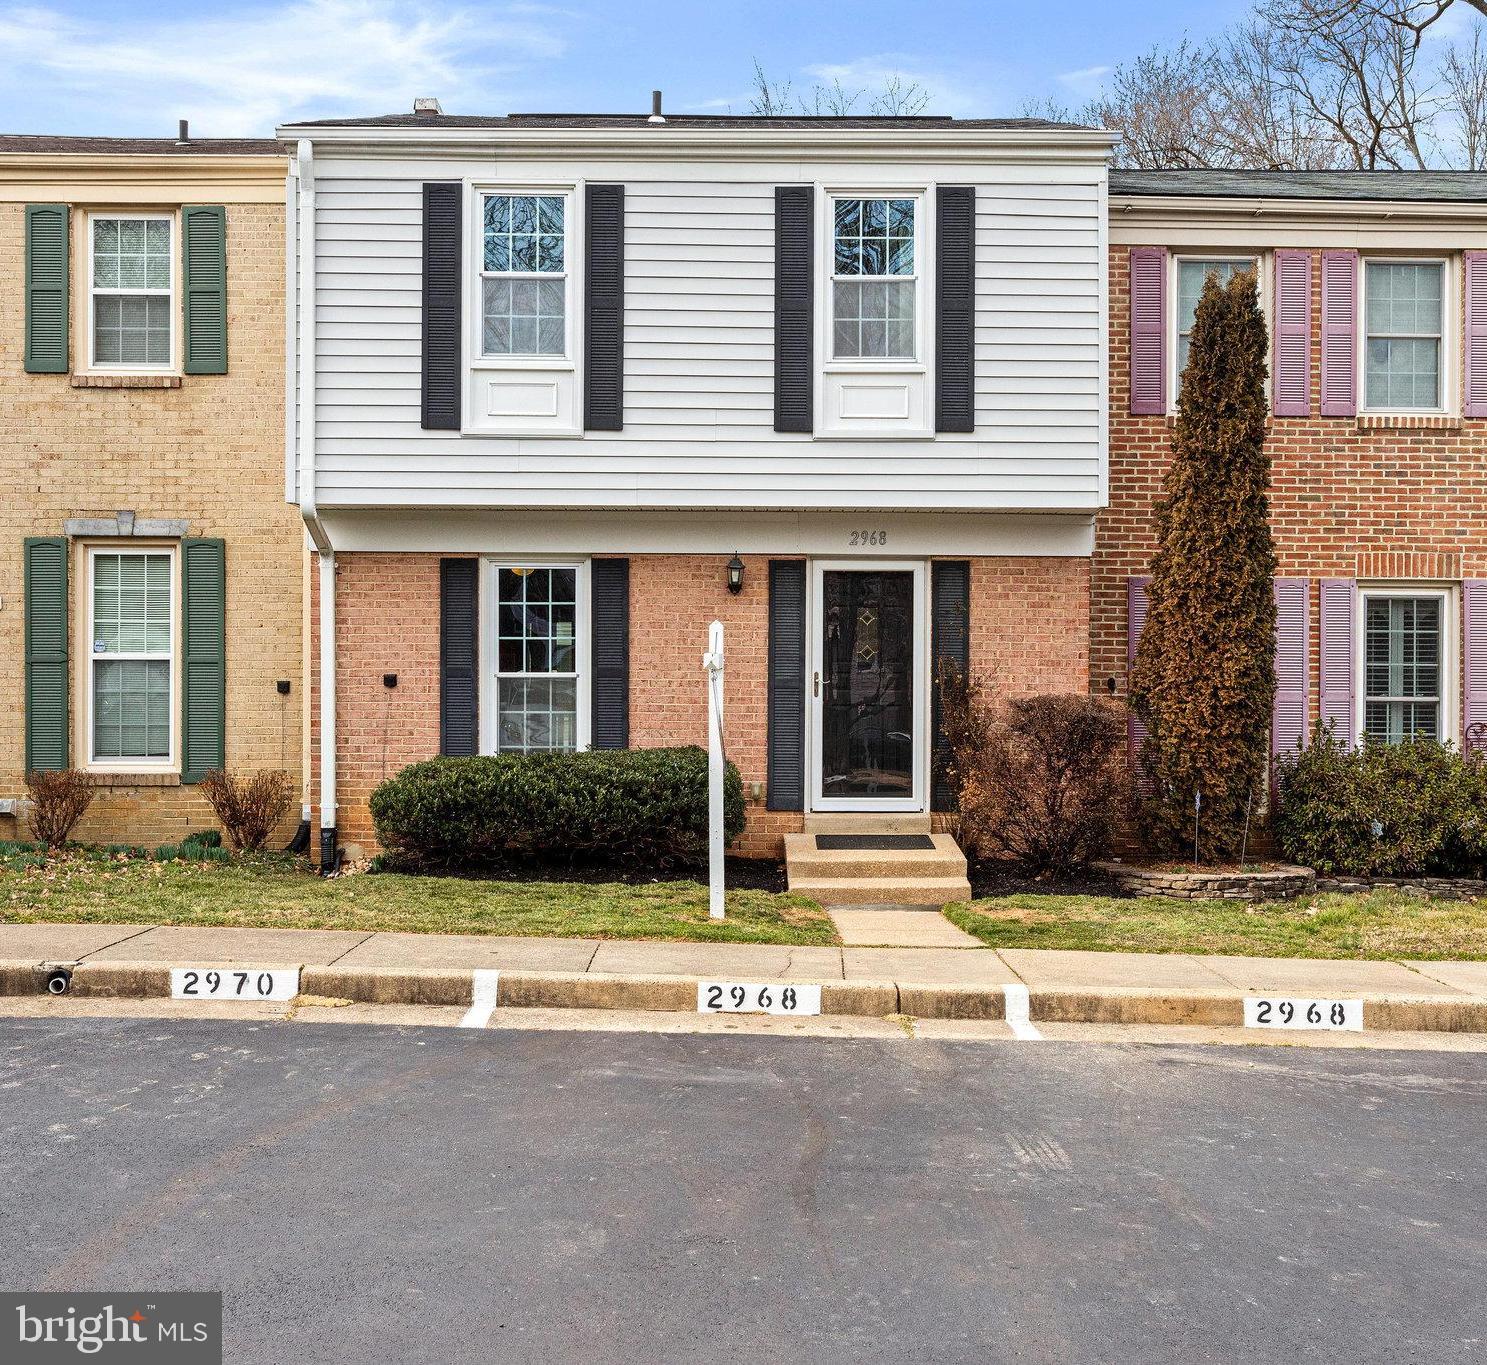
[1129,269,1276,860]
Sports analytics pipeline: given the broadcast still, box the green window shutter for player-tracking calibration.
[25,204,69,374]
[181,205,227,375]
[181,538,226,782]
[24,537,69,771]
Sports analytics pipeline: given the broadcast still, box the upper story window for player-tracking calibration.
[1175,257,1255,393]
[1362,590,1446,744]
[480,194,567,358]
[1364,260,1444,411]
[832,197,917,361]
[90,215,173,370]
[89,548,175,765]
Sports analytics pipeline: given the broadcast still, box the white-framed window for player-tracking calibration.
[1358,586,1456,745]
[479,192,569,359]
[830,196,920,361]
[1173,256,1257,398]
[87,546,176,767]
[89,213,174,371]
[486,561,588,753]
[1363,259,1447,411]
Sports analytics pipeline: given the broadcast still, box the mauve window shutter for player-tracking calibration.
[930,561,970,810]
[1465,253,1487,419]
[590,558,630,749]
[935,186,975,433]
[1128,247,1166,415]
[585,183,624,430]
[774,187,814,433]
[766,560,806,811]
[421,182,462,431]
[1320,250,1358,417]
[1465,580,1487,754]
[1319,578,1357,744]
[1127,577,1153,792]
[439,558,479,755]
[1272,578,1309,760]
[1272,251,1312,417]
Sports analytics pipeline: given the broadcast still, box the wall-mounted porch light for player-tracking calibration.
[726,553,745,595]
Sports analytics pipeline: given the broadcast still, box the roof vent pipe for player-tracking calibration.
[648,90,665,124]
[413,97,443,117]
[176,118,189,144]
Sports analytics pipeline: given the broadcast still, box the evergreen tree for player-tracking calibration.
[1129,269,1276,860]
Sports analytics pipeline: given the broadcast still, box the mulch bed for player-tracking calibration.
[373,857,790,894]
[967,862,1128,900]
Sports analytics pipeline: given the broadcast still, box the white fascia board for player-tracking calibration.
[317,508,1098,558]
[1111,193,1487,229]
[275,124,1117,165]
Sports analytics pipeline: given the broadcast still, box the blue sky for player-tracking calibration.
[0,0,1261,137]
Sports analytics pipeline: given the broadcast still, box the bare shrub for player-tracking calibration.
[198,770,295,852]
[941,685,1126,875]
[25,770,96,848]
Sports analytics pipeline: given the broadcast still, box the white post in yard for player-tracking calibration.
[703,619,726,920]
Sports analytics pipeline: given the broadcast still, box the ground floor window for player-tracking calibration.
[89,547,174,764]
[1361,590,1447,744]
[492,563,583,752]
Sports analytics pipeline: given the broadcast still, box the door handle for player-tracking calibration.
[813,671,820,698]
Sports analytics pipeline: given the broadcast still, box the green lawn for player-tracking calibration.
[0,850,838,946]
[945,888,1487,960]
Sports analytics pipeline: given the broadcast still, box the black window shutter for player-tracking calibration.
[766,560,807,811]
[585,184,624,430]
[935,186,975,434]
[774,187,814,433]
[439,558,478,755]
[421,182,462,431]
[930,560,970,811]
[590,558,630,749]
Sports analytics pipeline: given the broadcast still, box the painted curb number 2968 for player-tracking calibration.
[698,982,822,1016]
[1243,996,1363,1031]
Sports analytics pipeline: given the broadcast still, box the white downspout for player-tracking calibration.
[293,137,338,869]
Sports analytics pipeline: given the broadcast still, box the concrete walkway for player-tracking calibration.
[2,922,1486,1036]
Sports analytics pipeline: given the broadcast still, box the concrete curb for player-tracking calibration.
[4,956,1486,1034]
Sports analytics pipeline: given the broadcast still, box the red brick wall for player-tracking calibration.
[313,550,1090,860]
[1099,245,1487,717]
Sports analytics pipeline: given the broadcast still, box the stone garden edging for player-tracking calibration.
[1094,861,1316,901]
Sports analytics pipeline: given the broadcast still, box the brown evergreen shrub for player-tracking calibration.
[198,769,295,852]
[24,770,96,848]
[1129,268,1277,860]
[940,673,1126,874]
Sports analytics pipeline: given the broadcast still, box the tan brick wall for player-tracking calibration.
[315,551,1089,860]
[0,196,303,848]
[1099,245,1487,723]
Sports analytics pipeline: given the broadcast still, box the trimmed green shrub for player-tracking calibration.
[1273,727,1487,877]
[370,747,746,871]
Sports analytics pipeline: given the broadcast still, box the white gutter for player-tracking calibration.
[292,137,337,864]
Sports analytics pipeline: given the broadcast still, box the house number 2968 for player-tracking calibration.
[848,529,888,547]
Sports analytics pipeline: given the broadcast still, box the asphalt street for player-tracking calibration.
[1,1015,1482,1363]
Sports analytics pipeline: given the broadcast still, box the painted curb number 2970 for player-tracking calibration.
[171,967,301,1002]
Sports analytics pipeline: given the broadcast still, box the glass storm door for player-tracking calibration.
[811,566,923,810]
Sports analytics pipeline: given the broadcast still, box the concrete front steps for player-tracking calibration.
[785,830,971,907]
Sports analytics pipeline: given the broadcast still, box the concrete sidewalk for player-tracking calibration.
[2,921,1486,1033]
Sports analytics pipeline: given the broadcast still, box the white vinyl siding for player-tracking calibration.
[299,154,1106,511]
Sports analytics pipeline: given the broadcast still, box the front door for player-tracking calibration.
[809,562,925,811]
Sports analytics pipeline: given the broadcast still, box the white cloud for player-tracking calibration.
[1057,63,1111,96]
[0,0,567,135]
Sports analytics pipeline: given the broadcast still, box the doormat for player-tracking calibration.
[815,834,935,851]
